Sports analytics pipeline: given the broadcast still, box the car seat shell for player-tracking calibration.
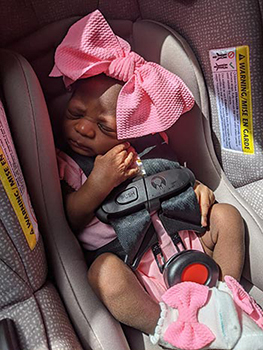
[0,49,132,350]
[0,53,84,349]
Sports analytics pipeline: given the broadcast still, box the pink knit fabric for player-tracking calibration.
[225,275,263,330]
[50,10,195,139]
[161,282,215,349]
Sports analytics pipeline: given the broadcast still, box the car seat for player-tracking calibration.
[0,3,263,350]
[0,56,84,349]
[0,48,133,350]
[136,0,263,235]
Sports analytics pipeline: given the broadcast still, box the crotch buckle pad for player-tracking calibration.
[163,250,219,288]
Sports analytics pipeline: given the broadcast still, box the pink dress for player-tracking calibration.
[57,149,204,302]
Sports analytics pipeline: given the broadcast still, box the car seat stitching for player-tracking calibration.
[0,257,33,293]
[33,289,53,350]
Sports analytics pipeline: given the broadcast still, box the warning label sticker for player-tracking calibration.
[209,46,254,154]
[0,101,39,250]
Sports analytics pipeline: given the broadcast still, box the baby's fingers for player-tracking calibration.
[194,181,215,227]
[124,150,137,167]
[200,192,215,227]
[200,202,211,227]
[125,167,140,178]
[110,142,130,156]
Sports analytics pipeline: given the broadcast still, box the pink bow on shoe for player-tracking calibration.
[50,10,195,140]
[162,282,215,350]
[225,275,263,330]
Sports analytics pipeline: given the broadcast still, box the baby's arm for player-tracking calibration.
[64,142,139,231]
[194,180,215,227]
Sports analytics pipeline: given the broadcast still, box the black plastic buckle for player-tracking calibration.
[151,232,186,275]
[96,167,195,223]
[152,242,166,273]
[170,232,187,252]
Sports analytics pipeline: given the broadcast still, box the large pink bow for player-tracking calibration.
[50,10,195,139]
[225,275,263,330]
[162,282,215,350]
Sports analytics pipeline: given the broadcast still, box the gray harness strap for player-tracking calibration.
[160,186,202,235]
[110,209,152,265]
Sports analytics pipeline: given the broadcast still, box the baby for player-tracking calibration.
[52,10,263,350]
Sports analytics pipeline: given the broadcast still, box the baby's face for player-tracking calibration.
[63,75,123,156]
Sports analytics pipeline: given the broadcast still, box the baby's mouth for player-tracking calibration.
[69,139,92,152]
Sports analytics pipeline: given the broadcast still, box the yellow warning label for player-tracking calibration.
[236,46,254,154]
[210,46,254,154]
[0,146,37,250]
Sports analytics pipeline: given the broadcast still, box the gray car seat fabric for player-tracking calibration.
[129,18,263,303]
[0,6,263,350]
[0,54,84,349]
[0,49,133,350]
[137,0,263,221]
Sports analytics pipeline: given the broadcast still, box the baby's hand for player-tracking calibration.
[194,181,215,227]
[92,142,139,193]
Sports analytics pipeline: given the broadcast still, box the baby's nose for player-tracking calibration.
[75,119,95,138]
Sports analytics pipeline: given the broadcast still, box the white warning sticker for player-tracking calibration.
[0,101,39,250]
[209,46,254,154]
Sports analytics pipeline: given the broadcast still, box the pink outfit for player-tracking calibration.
[50,10,195,140]
[57,149,204,302]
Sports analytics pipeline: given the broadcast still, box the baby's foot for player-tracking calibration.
[150,281,241,349]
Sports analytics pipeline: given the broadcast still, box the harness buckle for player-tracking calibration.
[96,167,195,223]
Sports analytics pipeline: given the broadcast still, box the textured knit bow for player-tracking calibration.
[225,275,263,330]
[50,10,195,139]
[162,282,215,350]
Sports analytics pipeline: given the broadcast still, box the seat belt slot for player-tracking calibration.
[0,319,20,350]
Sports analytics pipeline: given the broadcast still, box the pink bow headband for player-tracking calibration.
[50,10,195,139]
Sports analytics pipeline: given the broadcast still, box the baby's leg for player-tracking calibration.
[200,203,245,280]
[88,252,160,335]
